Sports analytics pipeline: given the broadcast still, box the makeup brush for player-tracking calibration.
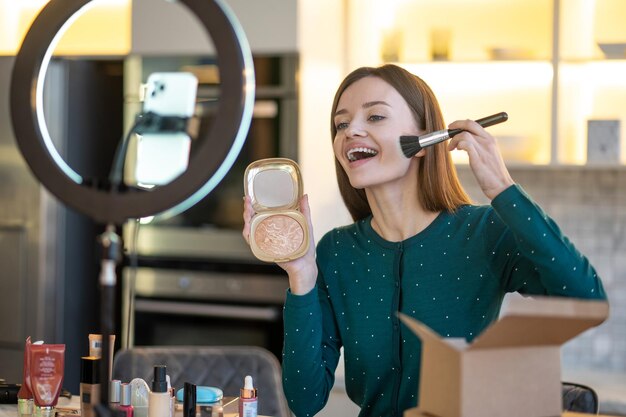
[399,112,508,158]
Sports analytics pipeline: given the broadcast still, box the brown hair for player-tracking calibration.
[330,64,471,221]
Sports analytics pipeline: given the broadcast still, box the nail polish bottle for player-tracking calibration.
[110,380,121,408]
[118,383,134,417]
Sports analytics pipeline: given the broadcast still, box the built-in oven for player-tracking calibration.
[122,261,288,360]
[120,54,298,360]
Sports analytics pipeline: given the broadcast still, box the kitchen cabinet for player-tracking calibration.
[348,0,626,166]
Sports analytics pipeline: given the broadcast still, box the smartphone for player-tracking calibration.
[134,72,198,186]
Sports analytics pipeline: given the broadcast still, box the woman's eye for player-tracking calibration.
[335,121,349,130]
[368,115,385,122]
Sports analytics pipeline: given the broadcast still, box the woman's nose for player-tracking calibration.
[346,121,366,138]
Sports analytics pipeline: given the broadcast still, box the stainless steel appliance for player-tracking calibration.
[121,54,298,359]
[123,263,288,359]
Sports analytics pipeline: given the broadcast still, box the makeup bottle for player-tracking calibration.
[117,383,134,417]
[238,376,257,417]
[30,344,65,417]
[244,158,309,262]
[182,383,195,417]
[80,357,101,417]
[148,365,170,417]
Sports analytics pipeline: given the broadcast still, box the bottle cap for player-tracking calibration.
[110,380,121,403]
[152,365,168,393]
[80,357,101,384]
[120,383,132,406]
[240,375,257,399]
[17,398,34,417]
[34,406,54,417]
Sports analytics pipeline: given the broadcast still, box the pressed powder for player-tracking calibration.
[245,158,309,262]
[254,214,305,258]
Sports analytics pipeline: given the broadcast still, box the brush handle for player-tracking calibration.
[399,111,509,158]
[448,112,508,138]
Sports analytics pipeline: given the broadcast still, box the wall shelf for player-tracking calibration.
[348,0,626,167]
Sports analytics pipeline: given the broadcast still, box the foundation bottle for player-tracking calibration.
[79,357,101,417]
[244,158,309,262]
[148,365,170,417]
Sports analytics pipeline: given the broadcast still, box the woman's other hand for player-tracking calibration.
[447,119,514,200]
[242,194,318,295]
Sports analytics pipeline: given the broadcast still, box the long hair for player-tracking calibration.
[331,64,471,222]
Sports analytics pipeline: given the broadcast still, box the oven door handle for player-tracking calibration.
[134,299,281,322]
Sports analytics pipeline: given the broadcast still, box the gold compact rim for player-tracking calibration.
[249,210,309,263]
[244,158,303,212]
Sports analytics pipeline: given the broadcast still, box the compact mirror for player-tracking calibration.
[244,158,308,263]
[253,169,296,208]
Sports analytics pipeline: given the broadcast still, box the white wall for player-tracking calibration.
[298,0,352,240]
[132,0,298,55]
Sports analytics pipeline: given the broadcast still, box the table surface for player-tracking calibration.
[3,403,619,417]
[404,410,621,417]
[0,399,272,417]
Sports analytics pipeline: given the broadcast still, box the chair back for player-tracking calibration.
[113,345,290,417]
[562,381,599,414]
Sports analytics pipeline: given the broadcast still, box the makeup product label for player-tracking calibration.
[239,398,258,417]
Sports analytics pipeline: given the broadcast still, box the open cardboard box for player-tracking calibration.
[399,296,609,417]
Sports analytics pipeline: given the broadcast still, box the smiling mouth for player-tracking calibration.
[346,147,378,162]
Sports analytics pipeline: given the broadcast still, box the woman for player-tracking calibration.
[243,64,606,417]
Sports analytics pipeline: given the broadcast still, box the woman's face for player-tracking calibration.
[333,76,422,190]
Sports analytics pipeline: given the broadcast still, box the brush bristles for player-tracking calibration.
[400,136,422,158]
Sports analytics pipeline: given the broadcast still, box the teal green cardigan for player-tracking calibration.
[282,185,606,417]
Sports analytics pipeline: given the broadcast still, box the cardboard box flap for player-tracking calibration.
[398,313,468,350]
[469,296,609,350]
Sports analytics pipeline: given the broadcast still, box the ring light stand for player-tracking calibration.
[9,0,255,412]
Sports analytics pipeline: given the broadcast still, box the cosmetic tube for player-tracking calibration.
[148,365,171,417]
[17,337,33,417]
[117,383,134,417]
[30,344,65,417]
[80,357,101,417]
[238,376,257,417]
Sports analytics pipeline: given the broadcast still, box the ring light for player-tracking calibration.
[10,0,255,224]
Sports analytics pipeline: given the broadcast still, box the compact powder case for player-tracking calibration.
[244,158,309,263]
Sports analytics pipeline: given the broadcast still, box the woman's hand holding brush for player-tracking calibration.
[399,111,513,201]
[447,119,514,200]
